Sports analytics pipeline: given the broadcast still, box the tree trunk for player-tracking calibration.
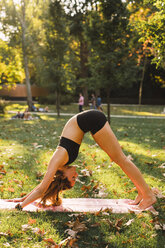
[21,0,32,110]
[56,90,60,117]
[80,37,89,106]
[107,88,110,124]
[83,86,88,106]
[139,56,147,105]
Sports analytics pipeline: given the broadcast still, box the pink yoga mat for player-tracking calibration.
[0,199,157,214]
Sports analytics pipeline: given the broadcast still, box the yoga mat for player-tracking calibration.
[0,199,157,214]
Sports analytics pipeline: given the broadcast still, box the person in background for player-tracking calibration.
[90,94,96,109]
[96,95,103,111]
[78,93,84,112]
[31,104,38,112]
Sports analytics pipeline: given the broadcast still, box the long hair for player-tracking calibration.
[40,168,72,206]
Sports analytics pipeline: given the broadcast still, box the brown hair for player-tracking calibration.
[40,168,72,206]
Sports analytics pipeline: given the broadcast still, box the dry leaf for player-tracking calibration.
[7,187,15,193]
[152,188,165,199]
[22,224,31,232]
[80,169,92,177]
[43,238,57,246]
[28,218,36,225]
[0,232,8,237]
[65,229,77,238]
[124,219,135,226]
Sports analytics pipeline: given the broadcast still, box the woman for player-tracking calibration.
[8,110,156,210]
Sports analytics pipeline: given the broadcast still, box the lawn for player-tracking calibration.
[0,104,165,247]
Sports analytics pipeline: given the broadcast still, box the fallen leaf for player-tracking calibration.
[152,188,165,199]
[65,229,77,238]
[7,187,15,193]
[0,232,8,237]
[43,238,57,246]
[124,219,135,226]
[22,224,31,232]
[28,218,36,225]
[81,185,91,191]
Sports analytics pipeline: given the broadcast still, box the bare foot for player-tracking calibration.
[129,194,142,205]
[138,194,156,210]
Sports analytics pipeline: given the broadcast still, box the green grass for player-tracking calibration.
[0,104,165,247]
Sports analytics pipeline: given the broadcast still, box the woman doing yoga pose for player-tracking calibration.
[9,110,156,210]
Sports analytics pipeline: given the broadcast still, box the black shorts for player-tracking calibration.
[77,110,107,135]
[59,136,80,165]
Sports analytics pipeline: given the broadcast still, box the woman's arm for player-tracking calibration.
[20,147,68,209]
[6,185,40,203]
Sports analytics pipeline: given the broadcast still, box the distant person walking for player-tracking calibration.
[96,96,103,111]
[78,93,84,112]
[90,94,96,109]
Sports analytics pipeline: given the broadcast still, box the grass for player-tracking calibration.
[0,103,165,247]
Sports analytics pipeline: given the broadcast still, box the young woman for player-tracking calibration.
[8,110,156,210]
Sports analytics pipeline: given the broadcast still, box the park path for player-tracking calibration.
[8,111,165,119]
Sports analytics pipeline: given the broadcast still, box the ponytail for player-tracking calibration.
[40,169,72,206]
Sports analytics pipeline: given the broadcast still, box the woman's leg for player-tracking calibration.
[92,122,156,209]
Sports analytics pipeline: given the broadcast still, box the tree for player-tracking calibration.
[128,0,165,69]
[128,0,165,103]
[0,0,48,109]
[86,0,131,122]
[0,39,24,88]
[66,5,90,105]
[39,0,70,116]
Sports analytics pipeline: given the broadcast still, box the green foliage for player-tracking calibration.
[86,0,137,94]
[129,0,165,68]
[39,1,69,90]
[0,39,24,87]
